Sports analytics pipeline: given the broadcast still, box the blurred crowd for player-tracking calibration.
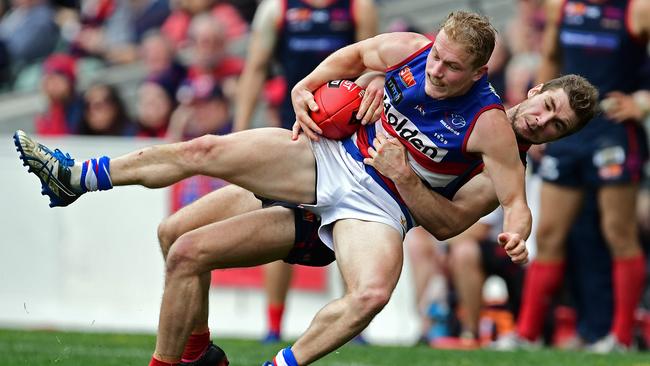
[0,0,255,139]
[2,0,649,355]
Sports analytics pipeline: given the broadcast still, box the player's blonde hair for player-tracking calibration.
[439,11,496,69]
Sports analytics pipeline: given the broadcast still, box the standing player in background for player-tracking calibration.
[233,0,377,342]
[502,0,650,352]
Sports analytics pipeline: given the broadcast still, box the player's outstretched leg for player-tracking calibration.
[15,128,316,208]
[13,130,105,207]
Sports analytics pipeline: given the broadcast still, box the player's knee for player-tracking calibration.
[165,234,203,277]
[601,217,638,255]
[535,223,564,257]
[157,217,179,257]
[179,135,222,169]
[450,240,480,268]
[350,286,392,319]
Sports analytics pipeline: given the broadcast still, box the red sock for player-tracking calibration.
[268,303,285,334]
[181,330,211,362]
[149,356,178,366]
[516,260,565,341]
[612,255,646,345]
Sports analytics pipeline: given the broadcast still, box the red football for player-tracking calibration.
[309,80,365,139]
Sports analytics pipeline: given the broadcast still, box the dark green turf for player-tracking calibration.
[0,328,648,366]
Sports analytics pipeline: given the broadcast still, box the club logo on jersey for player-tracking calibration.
[450,113,466,128]
[399,66,416,88]
[385,77,403,105]
[414,104,425,116]
[383,94,448,162]
[488,82,501,99]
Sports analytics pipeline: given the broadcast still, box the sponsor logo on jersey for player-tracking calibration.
[383,94,448,162]
[559,29,619,50]
[287,8,312,23]
[331,9,351,22]
[399,66,416,88]
[593,145,625,167]
[312,9,329,23]
[438,118,461,136]
[488,82,501,99]
[385,77,403,105]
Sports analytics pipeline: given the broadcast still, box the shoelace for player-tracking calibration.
[39,144,75,167]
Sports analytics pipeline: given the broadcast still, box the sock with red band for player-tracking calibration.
[517,260,565,341]
[149,356,178,366]
[268,303,285,336]
[271,347,299,366]
[181,330,211,363]
[612,254,646,345]
[80,156,112,192]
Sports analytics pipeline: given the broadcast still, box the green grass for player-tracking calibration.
[0,328,648,366]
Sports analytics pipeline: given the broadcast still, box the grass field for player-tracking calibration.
[1,328,649,366]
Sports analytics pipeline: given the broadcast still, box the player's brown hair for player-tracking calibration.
[439,11,496,69]
[541,74,600,135]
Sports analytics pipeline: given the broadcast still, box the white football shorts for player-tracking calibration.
[302,137,413,250]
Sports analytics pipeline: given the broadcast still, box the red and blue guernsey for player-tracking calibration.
[342,43,504,212]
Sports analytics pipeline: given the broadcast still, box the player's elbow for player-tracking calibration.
[423,223,457,241]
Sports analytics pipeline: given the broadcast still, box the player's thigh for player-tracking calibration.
[597,183,640,251]
[333,219,403,295]
[163,185,262,239]
[177,206,297,272]
[535,182,583,259]
[204,128,317,204]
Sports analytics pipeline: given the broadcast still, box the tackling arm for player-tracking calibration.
[363,134,498,240]
[466,109,532,241]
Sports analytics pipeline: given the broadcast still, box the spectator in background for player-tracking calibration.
[72,0,170,64]
[78,83,135,136]
[135,73,182,138]
[162,0,248,48]
[167,75,232,212]
[183,13,244,101]
[0,0,59,70]
[169,75,231,140]
[34,53,84,136]
[140,30,186,83]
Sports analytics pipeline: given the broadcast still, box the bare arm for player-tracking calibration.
[291,32,430,140]
[353,0,378,41]
[233,0,280,131]
[363,134,498,239]
[536,0,563,83]
[630,0,650,39]
[466,109,532,244]
[363,134,529,263]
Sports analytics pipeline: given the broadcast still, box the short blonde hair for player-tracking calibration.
[439,11,496,69]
